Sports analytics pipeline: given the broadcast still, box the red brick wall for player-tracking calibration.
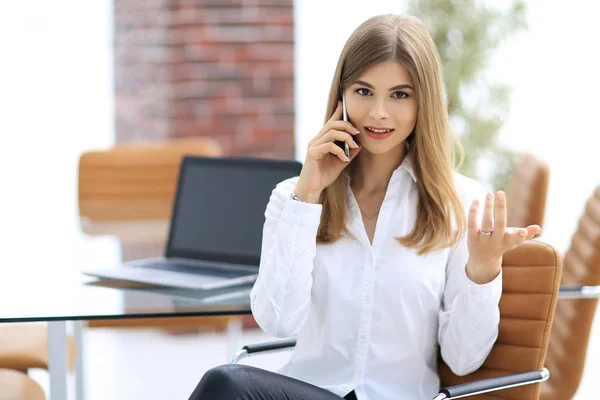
[114,0,295,158]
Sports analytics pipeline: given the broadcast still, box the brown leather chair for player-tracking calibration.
[506,154,550,229]
[231,240,563,400]
[0,368,45,400]
[0,322,77,372]
[541,186,600,400]
[78,137,222,221]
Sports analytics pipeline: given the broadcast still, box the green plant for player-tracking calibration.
[409,0,528,190]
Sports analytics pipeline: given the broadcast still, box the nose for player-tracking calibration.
[368,97,390,120]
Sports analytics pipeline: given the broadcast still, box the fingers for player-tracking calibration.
[309,142,349,163]
[326,121,360,137]
[505,227,529,247]
[487,224,541,254]
[471,190,543,257]
[314,129,358,150]
[343,121,360,136]
[305,102,364,165]
[348,143,362,160]
[525,225,542,240]
[327,101,344,123]
[310,121,360,148]
[505,224,540,244]
[481,193,494,233]
[468,199,479,239]
[494,191,507,233]
[310,100,359,147]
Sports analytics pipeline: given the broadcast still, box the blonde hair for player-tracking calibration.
[317,14,466,255]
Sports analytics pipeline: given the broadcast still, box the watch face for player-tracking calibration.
[290,192,304,202]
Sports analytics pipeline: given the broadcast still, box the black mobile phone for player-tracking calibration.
[335,93,350,158]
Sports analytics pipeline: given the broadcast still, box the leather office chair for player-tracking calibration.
[0,369,45,400]
[542,185,600,400]
[78,137,222,222]
[0,321,77,375]
[506,154,550,229]
[232,240,563,400]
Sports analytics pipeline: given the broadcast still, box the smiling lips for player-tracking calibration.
[364,126,394,140]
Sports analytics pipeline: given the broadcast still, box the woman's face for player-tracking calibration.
[344,61,418,156]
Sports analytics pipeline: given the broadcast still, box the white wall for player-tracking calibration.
[0,1,118,275]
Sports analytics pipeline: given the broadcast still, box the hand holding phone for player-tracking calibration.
[293,96,360,202]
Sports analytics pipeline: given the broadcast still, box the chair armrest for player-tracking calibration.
[432,368,549,399]
[230,339,297,364]
[558,285,600,299]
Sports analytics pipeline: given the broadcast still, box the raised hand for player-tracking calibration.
[466,191,542,284]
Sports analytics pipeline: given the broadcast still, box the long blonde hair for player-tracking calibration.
[317,14,466,255]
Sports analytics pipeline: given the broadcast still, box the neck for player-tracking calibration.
[351,144,408,195]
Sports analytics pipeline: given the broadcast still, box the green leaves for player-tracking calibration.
[409,0,528,191]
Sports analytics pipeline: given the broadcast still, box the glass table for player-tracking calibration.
[0,219,253,400]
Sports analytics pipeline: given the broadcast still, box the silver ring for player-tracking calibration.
[480,230,493,236]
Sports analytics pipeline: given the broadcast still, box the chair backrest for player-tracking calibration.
[438,240,563,400]
[0,369,45,400]
[541,186,600,400]
[78,138,222,221]
[506,154,550,229]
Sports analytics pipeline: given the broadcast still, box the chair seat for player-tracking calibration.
[0,369,45,400]
[0,323,77,371]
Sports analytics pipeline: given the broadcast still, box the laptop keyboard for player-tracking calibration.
[143,261,250,279]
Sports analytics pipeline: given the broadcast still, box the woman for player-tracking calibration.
[189,14,540,400]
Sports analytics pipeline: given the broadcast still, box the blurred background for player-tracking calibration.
[0,0,598,399]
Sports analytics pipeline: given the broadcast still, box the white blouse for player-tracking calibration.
[250,155,502,400]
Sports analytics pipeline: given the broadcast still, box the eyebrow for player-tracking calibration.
[353,80,415,91]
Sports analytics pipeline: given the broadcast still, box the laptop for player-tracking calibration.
[81,156,302,290]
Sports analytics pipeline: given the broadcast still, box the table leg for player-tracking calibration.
[226,317,243,360]
[48,320,68,400]
[74,320,85,400]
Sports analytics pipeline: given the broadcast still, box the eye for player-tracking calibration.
[355,88,372,96]
[392,91,409,99]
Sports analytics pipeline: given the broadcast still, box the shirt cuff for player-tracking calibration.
[463,267,503,304]
[280,197,323,227]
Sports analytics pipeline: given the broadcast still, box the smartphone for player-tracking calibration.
[335,93,350,158]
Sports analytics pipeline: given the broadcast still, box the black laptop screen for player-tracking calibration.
[166,157,302,266]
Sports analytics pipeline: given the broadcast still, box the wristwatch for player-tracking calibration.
[290,192,306,203]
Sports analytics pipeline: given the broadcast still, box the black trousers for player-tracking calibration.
[189,364,358,400]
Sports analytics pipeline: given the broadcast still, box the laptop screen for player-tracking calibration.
[166,157,303,266]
